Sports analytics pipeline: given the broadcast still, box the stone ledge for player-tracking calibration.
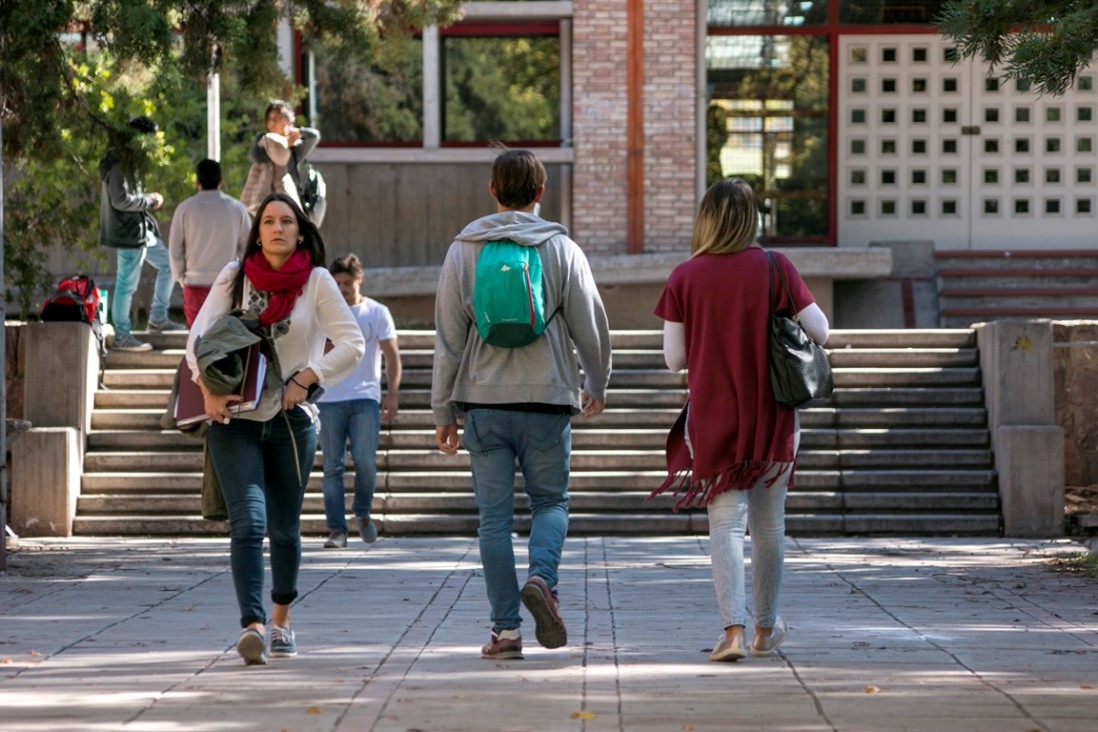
[362,247,893,298]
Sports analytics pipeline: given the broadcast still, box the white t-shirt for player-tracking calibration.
[319,297,397,403]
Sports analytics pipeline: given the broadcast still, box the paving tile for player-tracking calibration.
[1,536,1096,731]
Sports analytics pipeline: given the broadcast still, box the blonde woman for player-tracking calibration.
[651,179,829,661]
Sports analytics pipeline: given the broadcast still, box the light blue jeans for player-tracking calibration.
[206,408,317,628]
[318,399,380,532]
[112,237,173,337]
[462,408,572,633]
[707,427,800,630]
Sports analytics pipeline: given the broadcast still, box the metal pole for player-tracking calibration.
[207,72,221,160]
[1,120,8,573]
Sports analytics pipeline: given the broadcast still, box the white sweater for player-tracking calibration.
[186,261,365,422]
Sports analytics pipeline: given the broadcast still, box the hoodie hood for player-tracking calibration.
[455,211,568,248]
[98,150,119,180]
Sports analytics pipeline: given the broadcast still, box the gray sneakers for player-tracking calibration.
[323,529,348,548]
[236,628,267,666]
[269,624,297,657]
[148,318,186,332]
[355,515,378,544]
[112,334,152,352]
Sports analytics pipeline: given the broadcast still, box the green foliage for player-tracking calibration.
[0,0,463,314]
[937,0,1098,96]
[443,36,561,142]
[314,37,424,143]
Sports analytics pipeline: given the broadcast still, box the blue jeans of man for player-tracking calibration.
[318,399,380,532]
[112,237,174,338]
[206,408,317,628]
[462,408,572,633]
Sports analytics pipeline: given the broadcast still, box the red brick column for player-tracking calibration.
[641,0,697,253]
[571,0,697,254]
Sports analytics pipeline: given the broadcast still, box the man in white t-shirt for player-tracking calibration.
[318,254,402,547]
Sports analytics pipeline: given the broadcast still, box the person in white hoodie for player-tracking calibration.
[169,159,252,326]
[432,149,612,660]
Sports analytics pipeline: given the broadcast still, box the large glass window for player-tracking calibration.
[840,0,945,24]
[311,38,423,144]
[304,21,561,145]
[707,34,829,240]
[708,1,827,27]
[442,33,560,144]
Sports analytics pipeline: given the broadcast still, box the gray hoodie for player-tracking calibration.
[431,211,612,425]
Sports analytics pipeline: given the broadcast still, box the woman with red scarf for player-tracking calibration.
[651,179,829,662]
[186,193,364,665]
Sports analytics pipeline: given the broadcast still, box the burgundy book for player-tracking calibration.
[174,343,266,426]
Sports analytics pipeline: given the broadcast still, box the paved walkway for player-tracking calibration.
[1,536,1096,732]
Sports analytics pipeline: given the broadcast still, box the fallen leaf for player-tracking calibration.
[304,707,322,715]
[864,685,880,694]
[569,710,597,720]
[0,658,10,664]
[28,650,40,656]
[1081,684,1094,690]
[683,725,697,731]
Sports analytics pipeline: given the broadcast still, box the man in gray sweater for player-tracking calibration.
[432,149,612,660]
[168,159,252,325]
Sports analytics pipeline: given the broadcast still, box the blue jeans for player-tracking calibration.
[462,408,572,632]
[206,408,317,628]
[318,399,380,531]
[112,237,174,337]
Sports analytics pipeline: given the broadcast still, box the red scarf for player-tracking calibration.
[242,248,313,326]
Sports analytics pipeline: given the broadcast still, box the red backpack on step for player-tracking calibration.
[41,275,100,325]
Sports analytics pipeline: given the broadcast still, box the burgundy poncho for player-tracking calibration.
[650,247,815,510]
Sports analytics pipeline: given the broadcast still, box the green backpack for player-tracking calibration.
[474,239,559,348]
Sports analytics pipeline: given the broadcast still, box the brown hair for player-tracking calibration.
[690,178,759,257]
[491,149,547,209]
[330,253,364,279]
[264,100,295,125]
[232,193,325,305]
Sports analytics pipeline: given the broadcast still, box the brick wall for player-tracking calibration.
[641,0,697,253]
[572,0,698,255]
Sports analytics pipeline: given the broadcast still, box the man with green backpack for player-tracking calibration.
[432,149,612,660]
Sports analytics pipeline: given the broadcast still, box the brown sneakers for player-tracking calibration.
[520,576,567,649]
[481,629,524,660]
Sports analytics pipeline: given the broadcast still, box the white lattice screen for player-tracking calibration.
[838,35,1098,250]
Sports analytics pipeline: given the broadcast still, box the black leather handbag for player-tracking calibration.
[766,251,833,409]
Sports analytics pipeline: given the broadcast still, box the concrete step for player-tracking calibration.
[85,425,991,452]
[830,387,985,406]
[934,250,1098,270]
[82,447,992,474]
[940,309,1098,328]
[80,467,997,496]
[824,330,975,348]
[69,511,1001,536]
[938,271,1098,289]
[78,489,1002,519]
[89,405,988,432]
[826,349,977,368]
[939,290,1098,310]
[92,382,987,413]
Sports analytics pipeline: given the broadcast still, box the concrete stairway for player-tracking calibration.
[936,250,1098,328]
[75,329,1000,537]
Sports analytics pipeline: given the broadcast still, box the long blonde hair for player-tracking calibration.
[690,178,759,257]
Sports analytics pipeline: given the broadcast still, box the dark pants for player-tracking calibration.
[206,408,317,627]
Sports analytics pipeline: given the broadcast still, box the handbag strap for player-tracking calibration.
[765,250,799,323]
